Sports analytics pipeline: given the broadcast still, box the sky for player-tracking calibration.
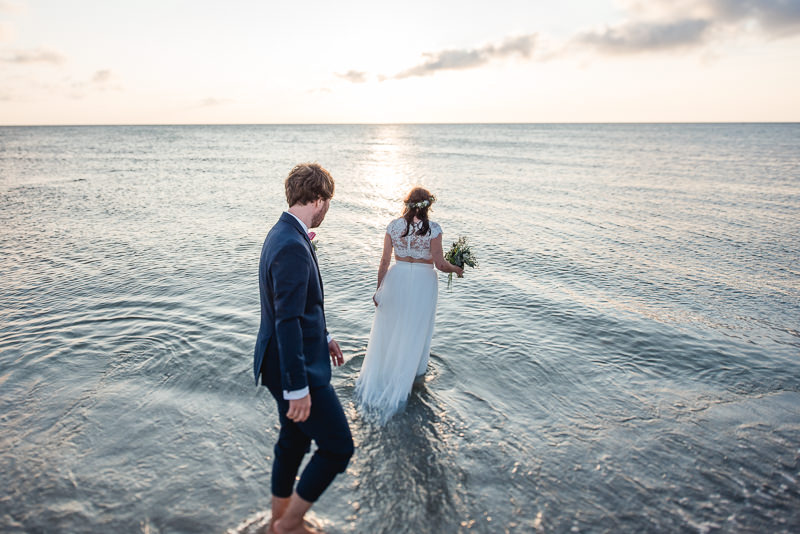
[1,0,799,124]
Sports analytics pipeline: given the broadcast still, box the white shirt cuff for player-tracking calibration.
[327,333,332,344]
[283,386,309,400]
[283,336,331,400]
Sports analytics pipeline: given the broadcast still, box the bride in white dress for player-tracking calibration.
[355,187,463,423]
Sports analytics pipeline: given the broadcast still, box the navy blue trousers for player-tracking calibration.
[268,384,354,502]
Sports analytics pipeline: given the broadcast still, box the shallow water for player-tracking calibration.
[1,124,799,533]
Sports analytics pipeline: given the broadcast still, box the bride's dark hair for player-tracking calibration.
[401,187,436,237]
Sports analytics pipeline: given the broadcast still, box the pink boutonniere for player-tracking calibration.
[308,232,318,252]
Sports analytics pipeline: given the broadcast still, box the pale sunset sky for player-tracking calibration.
[1,0,799,125]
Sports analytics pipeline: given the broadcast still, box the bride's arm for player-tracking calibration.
[431,235,464,277]
[376,233,393,289]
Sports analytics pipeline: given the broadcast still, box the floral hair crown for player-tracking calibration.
[406,195,436,210]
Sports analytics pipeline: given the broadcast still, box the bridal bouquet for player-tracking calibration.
[444,236,477,289]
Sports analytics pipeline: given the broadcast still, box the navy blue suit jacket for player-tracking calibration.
[253,212,331,391]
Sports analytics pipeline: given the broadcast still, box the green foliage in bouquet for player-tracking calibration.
[444,236,477,289]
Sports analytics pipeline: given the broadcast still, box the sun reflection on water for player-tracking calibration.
[357,126,416,224]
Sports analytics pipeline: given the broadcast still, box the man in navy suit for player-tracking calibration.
[254,163,353,534]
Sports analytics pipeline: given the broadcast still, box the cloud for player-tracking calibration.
[338,1,800,79]
[0,68,122,103]
[570,0,800,56]
[336,70,367,83]
[707,0,800,35]
[72,70,115,88]
[575,18,712,53]
[61,70,122,99]
[88,69,122,92]
[1,48,66,64]
[391,33,537,80]
[91,69,112,84]
[394,49,483,79]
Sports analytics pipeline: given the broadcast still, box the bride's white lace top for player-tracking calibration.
[386,218,442,260]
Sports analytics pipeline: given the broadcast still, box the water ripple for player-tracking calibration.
[1,124,799,533]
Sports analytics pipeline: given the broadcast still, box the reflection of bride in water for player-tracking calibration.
[355,187,463,423]
[353,379,465,533]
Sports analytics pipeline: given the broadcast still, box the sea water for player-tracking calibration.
[1,124,799,532]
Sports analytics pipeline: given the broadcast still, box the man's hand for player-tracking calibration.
[328,338,344,367]
[286,394,311,423]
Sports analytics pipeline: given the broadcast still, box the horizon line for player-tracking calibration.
[1,121,799,127]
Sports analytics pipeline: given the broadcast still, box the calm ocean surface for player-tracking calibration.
[1,124,799,533]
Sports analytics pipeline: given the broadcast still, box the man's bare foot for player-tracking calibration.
[268,496,290,533]
[272,492,323,534]
[272,492,321,534]
[273,517,324,534]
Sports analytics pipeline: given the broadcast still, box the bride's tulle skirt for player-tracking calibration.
[355,261,438,423]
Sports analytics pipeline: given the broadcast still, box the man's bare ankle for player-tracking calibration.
[267,516,283,534]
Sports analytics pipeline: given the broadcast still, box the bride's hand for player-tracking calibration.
[372,293,378,307]
[455,266,464,278]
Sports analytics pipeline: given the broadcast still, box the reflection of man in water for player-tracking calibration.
[252,163,354,534]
